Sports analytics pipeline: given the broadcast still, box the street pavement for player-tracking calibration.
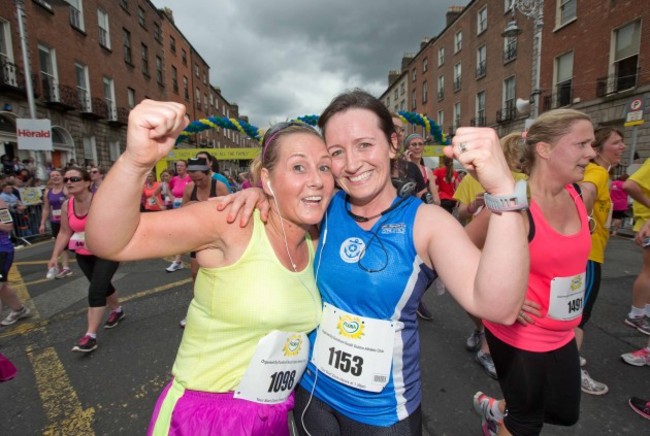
[0,236,648,435]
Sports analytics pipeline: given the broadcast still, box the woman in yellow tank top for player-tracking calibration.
[86,100,334,436]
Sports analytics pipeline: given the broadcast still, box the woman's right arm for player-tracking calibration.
[39,189,51,233]
[87,100,225,261]
[48,200,72,268]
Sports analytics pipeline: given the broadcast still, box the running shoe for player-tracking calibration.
[416,302,433,321]
[579,355,587,367]
[165,262,183,273]
[179,318,186,328]
[628,397,650,420]
[72,335,97,353]
[621,347,650,367]
[55,268,73,279]
[624,315,650,335]
[580,369,608,395]
[473,391,501,436]
[475,350,497,379]
[0,305,31,326]
[104,308,125,329]
[466,329,483,352]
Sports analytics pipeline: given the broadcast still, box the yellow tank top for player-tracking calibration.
[172,210,322,392]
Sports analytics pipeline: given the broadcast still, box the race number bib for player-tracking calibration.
[547,273,585,321]
[68,232,86,251]
[312,303,395,392]
[51,209,62,219]
[234,331,309,404]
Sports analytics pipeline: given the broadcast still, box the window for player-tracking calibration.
[453,102,461,129]
[109,141,121,162]
[195,64,200,78]
[171,66,178,93]
[97,9,110,49]
[558,0,576,27]
[422,80,428,104]
[75,63,90,111]
[504,0,514,13]
[411,69,416,83]
[612,20,640,92]
[555,52,573,107]
[476,45,487,78]
[437,110,444,130]
[203,72,208,85]
[153,22,162,43]
[454,30,462,53]
[438,47,445,66]
[33,0,53,12]
[103,77,116,119]
[454,63,462,91]
[123,29,132,64]
[181,49,187,65]
[127,87,136,109]
[137,7,146,28]
[423,58,428,73]
[504,35,517,63]
[156,56,163,85]
[66,0,84,31]
[500,76,516,121]
[141,43,149,76]
[0,19,17,86]
[170,36,176,53]
[83,136,98,165]
[119,0,128,11]
[437,75,444,100]
[204,93,208,112]
[475,91,486,126]
[183,76,189,100]
[477,6,487,34]
[411,90,416,110]
[39,45,58,101]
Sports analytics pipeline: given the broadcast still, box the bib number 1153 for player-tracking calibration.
[328,347,363,376]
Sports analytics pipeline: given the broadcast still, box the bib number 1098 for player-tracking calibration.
[328,347,364,376]
[267,370,296,393]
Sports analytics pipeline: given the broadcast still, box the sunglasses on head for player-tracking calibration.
[63,176,83,183]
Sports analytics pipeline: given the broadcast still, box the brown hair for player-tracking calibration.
[520,109,592,175]
[500,132,524,172]
[592,126,623,152]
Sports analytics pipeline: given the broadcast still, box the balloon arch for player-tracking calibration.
[175,111,449,146]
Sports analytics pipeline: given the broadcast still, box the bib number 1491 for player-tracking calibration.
[328,347,363,376]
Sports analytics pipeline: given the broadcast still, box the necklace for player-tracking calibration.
[345,195,408,223]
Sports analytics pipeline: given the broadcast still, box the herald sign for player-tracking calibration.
[16,118,53,151]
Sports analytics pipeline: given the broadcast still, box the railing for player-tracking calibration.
[504,45,517,63]
[91,97,108,118]
[475,61,486,79]
[0,58,26,90]
[470,115,486,126]
[108,106,129,126]
[542,82,572,111]
[9,203,46,246]
[596,69,639,97]
[496,103,516,123]
[41,77,78,109]
[454,77,461,91]
[437,90,444,101]
[77,88,92,112]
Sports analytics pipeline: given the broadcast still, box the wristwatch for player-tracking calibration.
[483,180,528,214]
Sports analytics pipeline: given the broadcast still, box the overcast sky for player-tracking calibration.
[153,0,466,128]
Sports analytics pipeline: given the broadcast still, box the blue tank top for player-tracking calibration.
[300,190,436,426]
[47,188,67,222]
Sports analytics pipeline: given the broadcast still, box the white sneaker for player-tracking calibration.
[579,355,587,367]
[179,318,186,328]
[1,306,31,326]
[621,348,650,367]
[580,369,608,396]
[165,262,183,273]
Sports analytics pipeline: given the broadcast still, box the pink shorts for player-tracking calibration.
[148,379,294,436]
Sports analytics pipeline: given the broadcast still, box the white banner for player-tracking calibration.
[16,119,53,151]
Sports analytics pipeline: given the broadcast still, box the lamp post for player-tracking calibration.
[502,0,544,121]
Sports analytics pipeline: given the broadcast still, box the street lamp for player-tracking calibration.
[502,0,544,122]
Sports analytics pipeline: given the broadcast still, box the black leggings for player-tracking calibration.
[485,330,580,436]
[294,385,422,436]
[75,253,119,307]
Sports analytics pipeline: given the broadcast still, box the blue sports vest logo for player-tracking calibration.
[340,237,366,263]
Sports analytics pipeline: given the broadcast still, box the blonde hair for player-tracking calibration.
[520,109,592,175]
[500,132,524,172]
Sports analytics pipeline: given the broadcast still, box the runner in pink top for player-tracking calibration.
[470,109,596,436]
[169,160,191,209]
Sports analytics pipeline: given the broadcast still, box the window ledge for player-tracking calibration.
[553,17,577,32]
[100,44,112,53]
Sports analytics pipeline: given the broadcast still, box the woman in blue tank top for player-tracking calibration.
[224,90,530,435]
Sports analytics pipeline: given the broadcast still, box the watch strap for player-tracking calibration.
[484,180,528,213]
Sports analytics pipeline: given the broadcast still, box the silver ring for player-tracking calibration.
[459,142,468,153]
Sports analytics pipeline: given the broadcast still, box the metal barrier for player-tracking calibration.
[10,203,48,246]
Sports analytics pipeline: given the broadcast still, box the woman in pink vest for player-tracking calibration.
[47,168,124,353]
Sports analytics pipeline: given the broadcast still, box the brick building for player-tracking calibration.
[381,0,649,161]
[0,0,251,174]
